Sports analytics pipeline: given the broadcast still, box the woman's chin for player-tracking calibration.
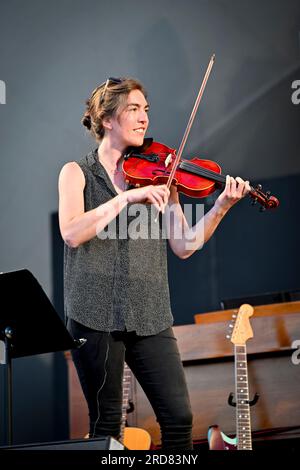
[128,135,145,147]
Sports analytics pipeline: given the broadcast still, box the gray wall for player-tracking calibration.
[0,0,299,444]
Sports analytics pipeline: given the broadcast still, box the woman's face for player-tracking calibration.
[108,89,149,149]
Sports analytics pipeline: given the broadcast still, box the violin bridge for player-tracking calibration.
[165,153,173,168]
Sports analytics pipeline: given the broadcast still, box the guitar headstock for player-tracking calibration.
[249,184,279,211]
[228,304,254,345]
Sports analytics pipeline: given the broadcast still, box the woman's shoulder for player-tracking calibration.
[59,161,85,189]
[60,160,84,175]
[60,148,96,177]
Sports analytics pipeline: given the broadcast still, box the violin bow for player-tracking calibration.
[165,54,216,190]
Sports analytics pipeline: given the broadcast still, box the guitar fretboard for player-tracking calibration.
[120,362,132,443]
[235,344,252,450]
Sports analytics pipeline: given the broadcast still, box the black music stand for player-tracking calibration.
[0,269,81,446]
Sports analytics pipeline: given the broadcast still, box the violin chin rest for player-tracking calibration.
[126,138,153,156]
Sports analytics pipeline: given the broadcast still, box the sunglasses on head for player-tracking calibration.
[91,77,123,100]
[102,77,123,93]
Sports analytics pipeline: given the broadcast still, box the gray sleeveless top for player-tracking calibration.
[64,149,173,335]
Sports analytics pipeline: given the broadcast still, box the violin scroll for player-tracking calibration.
[249,184,279,211]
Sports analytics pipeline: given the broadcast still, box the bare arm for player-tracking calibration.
[58,162,170,248]
[166,176,251,259]
[58,162,128,247]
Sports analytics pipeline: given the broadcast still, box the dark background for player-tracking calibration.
[0,0,299,445]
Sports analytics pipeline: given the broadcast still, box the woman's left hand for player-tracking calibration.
[214,175,251,213]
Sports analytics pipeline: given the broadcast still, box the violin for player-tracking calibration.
[123,138,279,211]
[123,54,279,211]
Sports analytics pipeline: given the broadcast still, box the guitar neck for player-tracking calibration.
[120,362,132,443]
[234,344,252,450]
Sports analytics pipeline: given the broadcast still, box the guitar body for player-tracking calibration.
[124,426,152,450]
[208,425,237,450]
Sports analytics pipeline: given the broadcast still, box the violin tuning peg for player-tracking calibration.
[125,179,129,184]
[266,190,271,198]
[251,198,258,206]
[256,184,262,191]
[259,206,266,212]
[135,184,140,188]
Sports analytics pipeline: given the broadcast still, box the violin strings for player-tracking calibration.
[178,160,272,205]
[179,160,226,184]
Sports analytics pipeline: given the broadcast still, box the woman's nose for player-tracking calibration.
[139,110,148,123]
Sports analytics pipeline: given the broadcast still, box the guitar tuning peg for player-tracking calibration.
[226,334,231,339]
[229,324,234,328]
[232,314,237,318]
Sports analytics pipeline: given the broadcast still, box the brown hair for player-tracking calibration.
[82,77,147,142]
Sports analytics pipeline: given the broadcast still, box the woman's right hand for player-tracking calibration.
[125,184,170,213]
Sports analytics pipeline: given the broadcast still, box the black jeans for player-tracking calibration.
[67,318,193,450]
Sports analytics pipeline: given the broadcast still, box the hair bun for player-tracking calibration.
[82,114,92,130]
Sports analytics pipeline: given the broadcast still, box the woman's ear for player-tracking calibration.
[102,116,113,131]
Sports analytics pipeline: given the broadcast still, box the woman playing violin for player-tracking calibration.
[58,77,250,450]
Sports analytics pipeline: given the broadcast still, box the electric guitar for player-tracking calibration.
[121,362,152,450]
[208,303,257,450]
